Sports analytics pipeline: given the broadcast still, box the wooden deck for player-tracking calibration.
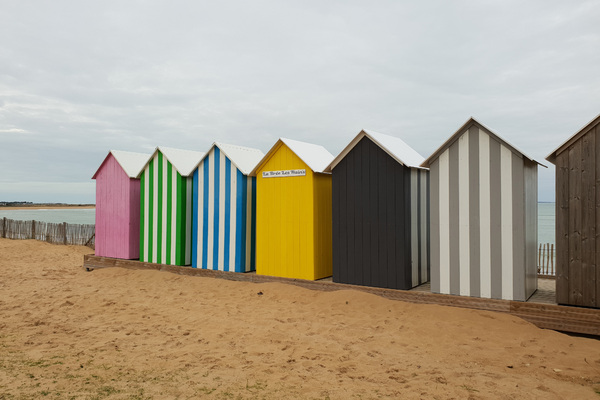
[83,255,600,336]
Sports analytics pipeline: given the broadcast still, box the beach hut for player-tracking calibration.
[249,138,334,280]
[324,130,429,290]
[192,142,264,272]
[546,113,600,308]
[92,150,150,259]
[421,118,542,301]
[138,146,205,266]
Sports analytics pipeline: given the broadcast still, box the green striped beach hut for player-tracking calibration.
[138,146,205,266]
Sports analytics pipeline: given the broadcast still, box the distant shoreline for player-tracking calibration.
[0,205,95,210]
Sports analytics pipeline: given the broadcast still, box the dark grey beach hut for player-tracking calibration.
[546,113,600,308]
[421,118,542,301]
[324,130,429,290]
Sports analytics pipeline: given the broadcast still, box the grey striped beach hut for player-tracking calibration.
[138,146,205,266]
[546,113,600,308]
[421,118,542,301]
[325,130,429,290]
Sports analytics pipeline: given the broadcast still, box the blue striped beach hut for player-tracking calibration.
[192,142,264,272]
[138,146,205,266]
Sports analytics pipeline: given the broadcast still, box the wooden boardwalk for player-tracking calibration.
[411,279,558,305]
[83,255,600,336]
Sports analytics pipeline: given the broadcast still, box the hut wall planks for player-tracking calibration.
[331,137,429,290]
[550,117,600,308]
[428,121,538,301]
[140,151,193,266]
[313,172,333,281]
[192,146,257,272]
[255,142,332,280]
[95,153,140,259]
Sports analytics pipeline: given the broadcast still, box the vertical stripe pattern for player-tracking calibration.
[192,148,257,272]
[458,132,470,296]
[500,145,514,300]
[410,169,430,286]
[410,170,419,287]
[438,151,450,294]
[140,152,193,266]
[479,131,492,298]
[421,173,429,284]
[430,127,535,301]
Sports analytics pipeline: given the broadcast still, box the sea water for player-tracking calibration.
[537,202,555,246]
[0,209,95,225]
[0,204,556,244]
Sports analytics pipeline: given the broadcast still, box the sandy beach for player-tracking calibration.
[1,239,599,399]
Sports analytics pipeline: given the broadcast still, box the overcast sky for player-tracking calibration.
[1,1,599,203]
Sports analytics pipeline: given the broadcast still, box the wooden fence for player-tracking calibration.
[0,217,558,275]
[0,217,95,248]
[538,243,555,276]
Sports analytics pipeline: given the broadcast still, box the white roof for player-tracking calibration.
[111,150,152,178]
[249,137,334,176]
[92,150,151,179]
[199,142,264,175]
[421,117,546,168]
[280,138,334,173]
[138,146,205,177]
[325,130,425,172]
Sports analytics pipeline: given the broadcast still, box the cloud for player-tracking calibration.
[0,128,27,134]
[0,1,599,203]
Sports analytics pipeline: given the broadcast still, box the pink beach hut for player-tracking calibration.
[92,150,150,259]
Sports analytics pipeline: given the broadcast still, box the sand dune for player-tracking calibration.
[1,238,599,399]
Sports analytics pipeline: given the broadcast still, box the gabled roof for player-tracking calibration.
[324,130,426,173]
[546,113,600,164]
[249,138,334,176]
[420,117,545,168]
[198,142,264,175]
[137,146,205,178]
[92,150,151,179]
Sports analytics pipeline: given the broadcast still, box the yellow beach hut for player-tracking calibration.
[249,138,334,280]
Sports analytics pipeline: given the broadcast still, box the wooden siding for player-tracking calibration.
[140,151,193,266]
[555,149,570,304]
[524,160,538,300]
[255,142,332,280]
[332,137,429,290]
[430,125,537,301]
[313,173,333,281]
[410,168,430,286]
[192,146,257,272]
[555,122,600,308]
[95,153,140,259]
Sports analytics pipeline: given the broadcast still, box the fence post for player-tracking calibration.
[31,220,36,240]
[84,232,95,248]
[2,217,5,238]
[538,243,542,274]
[545,244,549,274]
[544,243,548,274]
[551,244,554,276]
[63,222,68,245]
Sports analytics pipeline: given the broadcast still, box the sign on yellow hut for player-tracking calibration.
[250,138,334,280]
